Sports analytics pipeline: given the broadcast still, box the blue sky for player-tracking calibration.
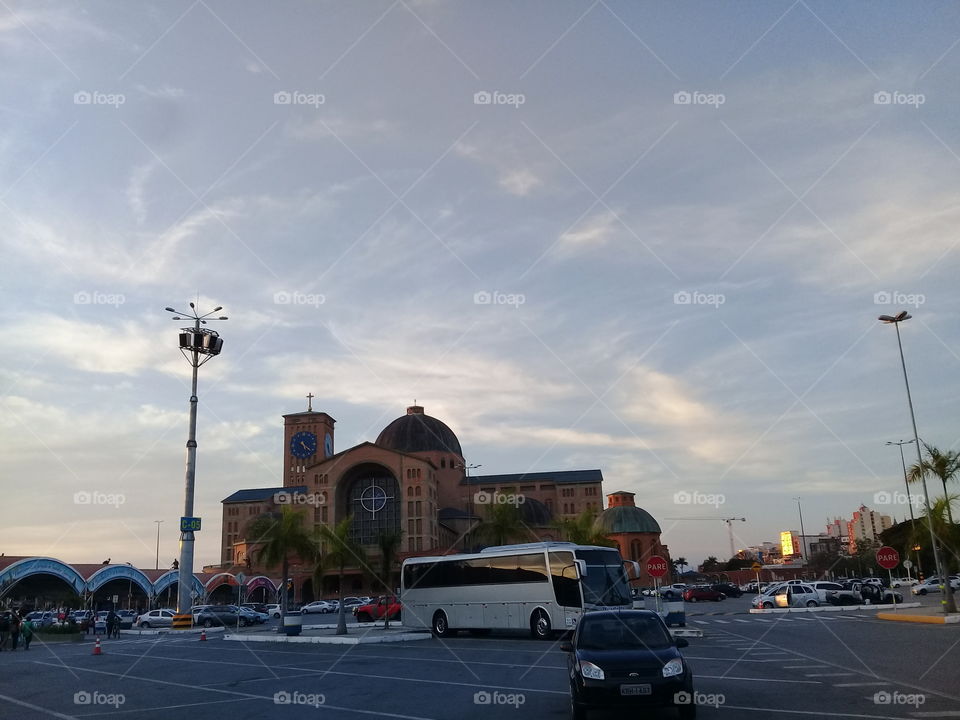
[2,0,959,569]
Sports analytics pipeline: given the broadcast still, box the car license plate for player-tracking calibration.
[620,684,651,696]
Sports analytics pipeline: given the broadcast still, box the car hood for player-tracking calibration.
[576,645,681,675]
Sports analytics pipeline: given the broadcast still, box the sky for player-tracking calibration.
[1,0,959,570]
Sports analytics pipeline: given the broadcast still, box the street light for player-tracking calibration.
[167,302,227,624]
[793,497,807,564]
[878,311,953,614]
[455,462,482,551]
[886,439,923,577]
[154,520,164,571]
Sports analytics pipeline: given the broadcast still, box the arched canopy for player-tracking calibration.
[152,570,205,598]
[205,572,240,590]
[87,565,153,596]
[246,576,276,593]
[0,557,86,597]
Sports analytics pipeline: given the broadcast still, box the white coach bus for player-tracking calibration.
[401,542,637,640]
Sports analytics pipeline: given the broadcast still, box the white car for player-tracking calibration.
[265,604,281,618]
[657,584,687,600]
[912,577,960,595]
[301,600,335,614]
[136,609,175,628]
[890,577,918,588]
[809,581,845,603]
[772,583,820,608]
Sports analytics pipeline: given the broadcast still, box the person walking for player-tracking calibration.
[9,614,20,651]
[20,617,33,650]
[106,610,117,639]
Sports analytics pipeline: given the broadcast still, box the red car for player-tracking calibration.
[682,586,725,602]
[353,596,401,622]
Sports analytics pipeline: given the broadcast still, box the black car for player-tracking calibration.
[711,583,742,598]
[562,610,695,719]
[196,606,241,628]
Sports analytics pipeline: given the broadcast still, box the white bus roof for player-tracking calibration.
[401,542,620,567]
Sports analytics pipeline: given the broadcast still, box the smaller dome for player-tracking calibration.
[519,498,553,526]
[594,505,661,535]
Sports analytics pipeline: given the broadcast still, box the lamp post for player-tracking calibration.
[166,302,227,623]
[878,311,954,614]
[886,440,923,577]
[154,520,164,571]
[456,462,482,551]
[793,497,807,564]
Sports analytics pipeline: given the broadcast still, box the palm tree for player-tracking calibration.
[908,442,960,525]
[474,502,531,547]
[672,557,688,575]
[555,509,617,547]
[374,530,404,630]
[315,516,368,635]
[921,495,959,614]
[247,508,317,620]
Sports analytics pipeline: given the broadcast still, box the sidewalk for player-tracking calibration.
[876,604,960,625]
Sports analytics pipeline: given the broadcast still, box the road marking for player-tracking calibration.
[708,703,926,718]
[715,619,730,624]
[806,672,856,677]
[909,712,960,717]
[834,682,889,687]
[734,619,750,623]
[693,620,709,624]
[697,675,820,684]
[0,693,77,719]
[783,665,829,669]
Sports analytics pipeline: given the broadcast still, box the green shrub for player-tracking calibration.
[36,623,79,635]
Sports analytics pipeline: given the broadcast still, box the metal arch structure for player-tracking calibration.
[0,557,88,600]
[152,569,205,600]
[86,565,154,597]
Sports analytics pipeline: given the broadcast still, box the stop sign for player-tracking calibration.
[876,546,899,570]
[646,555,669,578]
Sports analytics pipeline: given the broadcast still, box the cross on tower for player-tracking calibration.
[306,393,314,412]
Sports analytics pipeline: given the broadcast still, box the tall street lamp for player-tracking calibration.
[154,520,164,571]
[878,311,954,614]
[886,439,923,577]
[456,462,482,551]
[793,497,807,564]
[166,302,227,625]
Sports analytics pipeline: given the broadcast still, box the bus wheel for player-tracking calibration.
[432,610,452,638]
[531,610,552,640]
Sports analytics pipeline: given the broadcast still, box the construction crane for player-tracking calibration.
[664,517,746,560]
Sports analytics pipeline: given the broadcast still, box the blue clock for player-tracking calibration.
[290,431,317,459]
[324,432,334,458]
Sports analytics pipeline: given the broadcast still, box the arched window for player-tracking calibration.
[415,486,421,497]
[342,466,401,546]
[407,486,413,497]
[441,458,446,468]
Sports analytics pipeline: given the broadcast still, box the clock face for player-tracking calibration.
[324,432,334,458]
[290,431,317,459]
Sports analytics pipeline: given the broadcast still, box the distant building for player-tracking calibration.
[780,530,802,559]
[846,505,893,554]
[594,491,672,586]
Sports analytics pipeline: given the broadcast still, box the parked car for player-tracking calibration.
[117,610,136,629]
[809,581,846,603]
[265,604,282,618]
[657,584,687,600]
[711,583,742,598]
[340,596,364,608]
[890,577,918,588]
[827,583,903,605]
[195,606,241,628]
[25,611,56,627]
[562,610,695,720]
[302,600,336,614]
[136,609,175,628]
[241,603,269,614]
[228,605,265,625]
[912,577,960,595]
[354,596,402,622]
[772,584,820,608]
[682,586,725,602]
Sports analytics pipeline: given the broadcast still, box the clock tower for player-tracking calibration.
[283,394,336,486]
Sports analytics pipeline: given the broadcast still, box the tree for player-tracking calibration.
[672,557,688,575]
[474,502,530,547]
[374,530,404,630]
[908,443,960,525]
[248,508,317,621]
[555,510,617,548]
[315,516,368,635]
[920,494,959,614]
[700,556,722,573]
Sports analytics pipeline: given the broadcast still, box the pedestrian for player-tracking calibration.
[106,610,117,639]
[0,612,9,651]
[20,617,33,650]
[9,615,20,651]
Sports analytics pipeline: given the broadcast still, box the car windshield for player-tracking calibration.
[578,615,673,651]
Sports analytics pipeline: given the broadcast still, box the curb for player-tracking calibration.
[749,602,920,615]
[875,613,960,625]
[223,631,431,645]
[120,626,227,636]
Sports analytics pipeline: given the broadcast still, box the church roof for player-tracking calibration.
[222,486,307,503]
[462,469,603,486]
[594,505,662,534]
[376,406,462,456]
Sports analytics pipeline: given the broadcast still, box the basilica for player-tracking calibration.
[217,402,670,598]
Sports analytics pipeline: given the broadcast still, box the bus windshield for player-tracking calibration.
[576,549,632,607]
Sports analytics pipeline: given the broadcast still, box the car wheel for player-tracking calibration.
[688,596,698,602]
[763,602,773,609]
[203,619,213,628]
[356,612,371,623]
[432,610,452,638]
[919,589,927,595]
[531,609,552,640]
[714,596,723,601]
[141,622,150,628]
[806,600,818,608]
[570,690,587,720]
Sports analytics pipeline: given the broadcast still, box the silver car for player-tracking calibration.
[136,609,175,628]
[772,583,820,608]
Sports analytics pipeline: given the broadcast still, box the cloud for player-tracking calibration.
[499,169,541,196]
[558,211,618,250]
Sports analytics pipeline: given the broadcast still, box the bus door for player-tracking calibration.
[549,551,584,629]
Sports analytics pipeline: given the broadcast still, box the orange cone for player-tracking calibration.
[199,630,207,641]
[92,638,102,656]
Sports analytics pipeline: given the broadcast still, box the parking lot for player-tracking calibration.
[1,604,958,720]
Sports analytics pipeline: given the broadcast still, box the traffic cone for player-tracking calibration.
[199,630,207,641]
[92,638,102,656]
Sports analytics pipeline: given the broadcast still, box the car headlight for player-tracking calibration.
[662,659,684,678]
[579,661,605,680]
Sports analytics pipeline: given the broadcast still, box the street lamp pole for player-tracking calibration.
[154,520,164,571]
[456,462,482,551]
[793,497,807,564]
[166,302,227,623]
[879,311,954,614]
[886,440,922,577]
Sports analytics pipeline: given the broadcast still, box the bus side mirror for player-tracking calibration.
[575,560,587,579]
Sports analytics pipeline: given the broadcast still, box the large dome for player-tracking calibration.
[376,405,462,456]
[594,505,662,534]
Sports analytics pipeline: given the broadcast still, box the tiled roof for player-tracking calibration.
[461,469,603,486]
[222,486,307,503]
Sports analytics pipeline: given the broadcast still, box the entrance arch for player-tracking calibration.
[0,558,86,607]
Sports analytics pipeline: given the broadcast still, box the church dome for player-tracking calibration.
[376,405,462,456]
[519,497,553,526]
[594,492,661,534]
